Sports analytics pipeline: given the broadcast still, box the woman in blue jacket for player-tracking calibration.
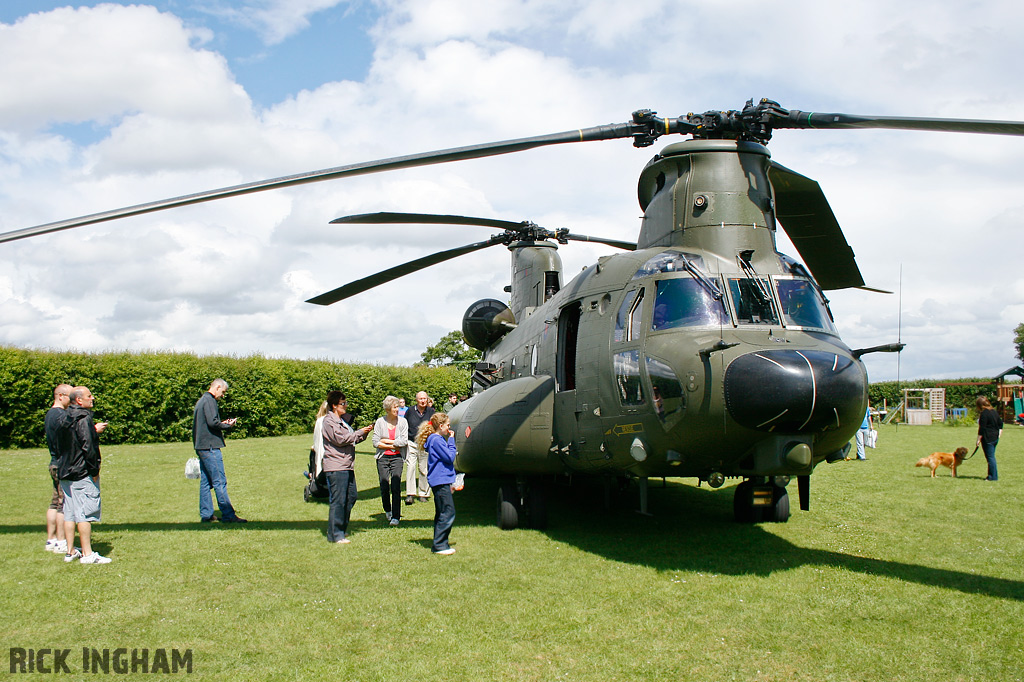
[417,413,457,555]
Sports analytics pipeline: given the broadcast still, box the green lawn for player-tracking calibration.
[2,423,1021,681]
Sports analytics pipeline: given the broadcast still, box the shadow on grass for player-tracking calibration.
[454,475,1024,603]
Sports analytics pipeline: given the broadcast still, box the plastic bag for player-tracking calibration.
[185,456,201,479]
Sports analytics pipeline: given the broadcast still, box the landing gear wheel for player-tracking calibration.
[767,485,790,523]
[733,480,761,523]
[497,480,520,530]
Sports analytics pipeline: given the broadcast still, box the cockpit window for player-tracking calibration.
[728,277,779,325]
[614,288,645,342]
[614,350,645,406]
[632,251,706,279]
[652,277,730,330]
[646,355,685,422]
[775,278,837,333]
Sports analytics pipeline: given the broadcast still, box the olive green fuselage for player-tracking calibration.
[451,139,868,484]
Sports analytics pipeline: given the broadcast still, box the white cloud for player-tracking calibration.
[203,0,353,45]
[0,5,248,132]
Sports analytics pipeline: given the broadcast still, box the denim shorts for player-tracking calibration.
[61,477,101,523]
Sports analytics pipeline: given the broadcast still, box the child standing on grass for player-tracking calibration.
[417,413,457,555]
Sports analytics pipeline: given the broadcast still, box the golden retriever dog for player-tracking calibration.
[915,447,969,477]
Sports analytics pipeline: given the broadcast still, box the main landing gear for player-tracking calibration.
[497,476,548,530]
[733,477,790,523]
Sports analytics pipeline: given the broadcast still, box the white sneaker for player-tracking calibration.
[45,539,59,552]
[64,548,82,562]
[433,548,456,555]
[54,539,67,553]
[389,517,400,527]
[385,511,392,522]
[80,552,112,564]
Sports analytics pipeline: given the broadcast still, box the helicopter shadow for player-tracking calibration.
[454,476,1024,603]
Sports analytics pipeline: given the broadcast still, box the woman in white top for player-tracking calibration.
[372,395,409,526]
[310,401,328,482]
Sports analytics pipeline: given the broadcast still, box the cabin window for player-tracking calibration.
[646,355,685,422]
[728,277,780,325]
[614,288,645,342]
[651,277,729,330]
[775,278,837,333]
[632,251,706,279]
[614,350,645,406]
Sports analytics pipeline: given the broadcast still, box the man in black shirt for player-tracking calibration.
[44,384,72,553]
[403,391,436,504]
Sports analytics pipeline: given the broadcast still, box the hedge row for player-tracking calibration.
[0,347,470,449]
[867,378,999,413]
[1,345,1008,450]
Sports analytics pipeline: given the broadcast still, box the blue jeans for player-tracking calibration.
[431,484,455,552]
[982,441,998,480]
[325,470,357,541]
[855,428,868,459]
[197,449,237,520]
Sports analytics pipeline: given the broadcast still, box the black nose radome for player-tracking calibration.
[724,349,865,433]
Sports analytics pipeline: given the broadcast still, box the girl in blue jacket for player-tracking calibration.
[417,413,457,555]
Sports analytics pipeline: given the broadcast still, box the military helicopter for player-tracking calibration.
[5,99,1024,528]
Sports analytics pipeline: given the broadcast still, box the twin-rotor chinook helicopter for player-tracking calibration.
[6,99,1024,528]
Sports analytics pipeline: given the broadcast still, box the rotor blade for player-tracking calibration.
[774,110,1024,136]
[333,212,637,250]
[305,236,505,306]
[564,233,636,250]
[331,212,526,230]
[1,121,648,245]
[769,162,864,290]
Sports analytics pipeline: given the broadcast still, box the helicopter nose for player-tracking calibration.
[723,349,865,432]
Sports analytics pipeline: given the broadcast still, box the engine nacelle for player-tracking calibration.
[462,298,516,350]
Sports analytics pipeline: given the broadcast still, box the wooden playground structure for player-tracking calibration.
[879,366,1024,425]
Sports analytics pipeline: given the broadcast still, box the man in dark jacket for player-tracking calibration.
[192,379,245,522]
[59,386,111,564]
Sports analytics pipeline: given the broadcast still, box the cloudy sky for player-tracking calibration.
[1,0,1022,381]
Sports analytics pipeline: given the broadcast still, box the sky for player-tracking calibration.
[1,0,1022,381]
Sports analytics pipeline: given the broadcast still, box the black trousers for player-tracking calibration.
[376,455,403,519]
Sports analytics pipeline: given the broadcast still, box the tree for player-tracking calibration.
[1015,322,1024,364]
[420,331,481,368]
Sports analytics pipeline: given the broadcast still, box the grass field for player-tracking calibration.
[2,423,1022,681]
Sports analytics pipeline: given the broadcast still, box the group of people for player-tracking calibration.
[42,378,248,565]
[42,384,111,564]
[314,390,459,554]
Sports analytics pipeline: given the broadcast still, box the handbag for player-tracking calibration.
[185,456,201,479]
[866,430,878,449]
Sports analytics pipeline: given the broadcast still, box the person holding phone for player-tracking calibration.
[192,378,245,523]
[322,391,373,543]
